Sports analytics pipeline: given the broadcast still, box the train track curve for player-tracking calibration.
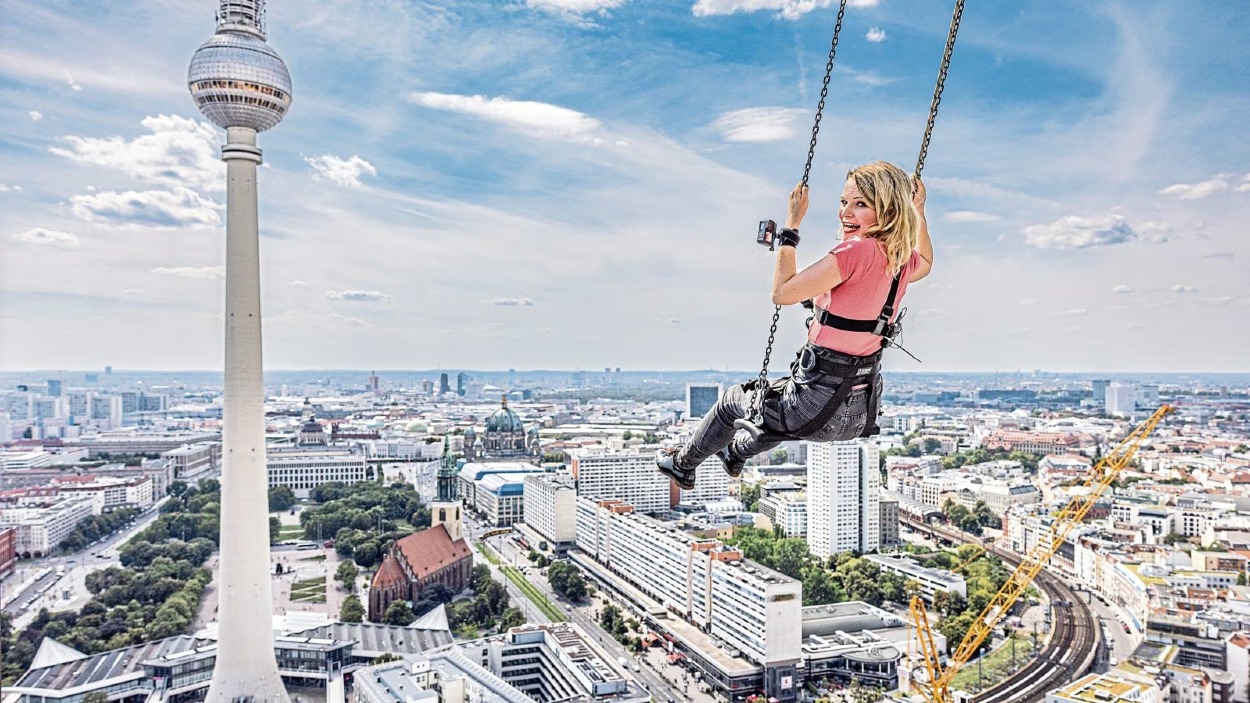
[903,518,1101,703]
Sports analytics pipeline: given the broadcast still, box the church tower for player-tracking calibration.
[431,435,464,542]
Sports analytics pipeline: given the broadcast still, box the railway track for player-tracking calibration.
[903,518,1100,703]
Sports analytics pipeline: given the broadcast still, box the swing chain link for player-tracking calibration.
[801,0,848,188]
[915,0,964,181]
[751,0,847,425]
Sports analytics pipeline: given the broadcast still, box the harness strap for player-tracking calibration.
[814,273,902,338]
[788,367,874,438]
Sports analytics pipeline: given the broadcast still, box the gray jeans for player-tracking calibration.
[674,344,882,472]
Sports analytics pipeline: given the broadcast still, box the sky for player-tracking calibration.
[1,0,1248,374]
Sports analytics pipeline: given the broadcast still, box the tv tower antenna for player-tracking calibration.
[188,1,292,701]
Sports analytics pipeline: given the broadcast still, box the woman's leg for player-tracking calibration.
[671,382,756,471]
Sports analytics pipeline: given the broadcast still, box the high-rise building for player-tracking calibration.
[1106,383,1137,417]
[807,440,880,557]
[188,0,293,698]
[686,383,722,420]
[523,473,578,549]
[1136,383,1160,410]
[456,372,469,397]
[1091,379,1110,410]
[46,380,63,398]
[438,373,450,395]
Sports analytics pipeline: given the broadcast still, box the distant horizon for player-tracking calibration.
[3,368,1248,378]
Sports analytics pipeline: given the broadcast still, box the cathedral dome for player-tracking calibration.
[486,405,524,434]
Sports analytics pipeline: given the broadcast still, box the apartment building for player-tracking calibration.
[522,474,578,549]
[569,451,669,514]
[759,490,807,538]
[574,496,802,701]
[807,441,879,558]
[0,497,95,556]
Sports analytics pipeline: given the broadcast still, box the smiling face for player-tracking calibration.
[839,177,879,238]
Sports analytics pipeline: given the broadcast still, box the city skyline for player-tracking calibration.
[2,1,1249,373]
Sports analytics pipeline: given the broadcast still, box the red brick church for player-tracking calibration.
[368,503,472,622]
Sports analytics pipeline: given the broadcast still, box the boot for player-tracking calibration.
[655,448,697,490]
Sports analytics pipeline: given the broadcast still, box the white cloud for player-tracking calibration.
[64,71,82,91]
[69,187,221,228]
[1199,296,1234,304]
[29,110,42,122]
[0,184,14,192]
[11,227,79,249]
[325,290,392,301]
[691,0,876,19]
[526,0,628,13]
[1022,214,1137,250]
[124,288,148,296]
[50,115,224,192]
[1112,285,1133,294]
[409,92,600,140]
[305,155,377,188]
[289,280,310,287]
[1063,309,1088,316]
[488,298,535,306]
[1171,284,1197,293]
[152,265,224,280]
[942,210,1000,224]
[1159,175,1231,200]
[709,107,807,143]
[1018,298,1038,306]
[865,27,886,42]
[1236,174,1250,193]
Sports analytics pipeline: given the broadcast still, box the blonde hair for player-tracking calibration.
[847,161,918,275]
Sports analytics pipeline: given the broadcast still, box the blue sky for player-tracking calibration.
[2,0,1248,373]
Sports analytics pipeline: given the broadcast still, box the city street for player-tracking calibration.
[483,531,706,703]
[2,498,168,628]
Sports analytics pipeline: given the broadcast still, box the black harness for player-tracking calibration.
[735,274,905,443]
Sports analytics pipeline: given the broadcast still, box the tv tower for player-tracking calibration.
[188,1,292,701]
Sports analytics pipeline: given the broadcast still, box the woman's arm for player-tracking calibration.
[910,177,933,283]
[771,183,845,306]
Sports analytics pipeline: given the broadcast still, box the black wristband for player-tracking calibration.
[776,228,800,248]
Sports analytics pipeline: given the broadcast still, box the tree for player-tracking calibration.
[740,482,762,512]
[549,562,588,602]
[384,600,415,626]
[770,448,789,465]
[499,607,526,630]
[268,485,297,512]
[336,560,359,592]
[84,693,109,703]
[923,438,943,454]
[340,595,365,623]
[269,516,281,544]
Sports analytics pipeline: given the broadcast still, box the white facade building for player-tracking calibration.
[864,554,966,601]
[759,491,807,538]
[574,496,802,671]
[570,451,670,514]
[0,496,95,556]
[679,457,731,508]
[51,476,155,514]
[522,474,578,547]
[475,473,528,527]
[266,448,368,498]
[1106,383,1138,417]
[162,442,221,480]
[0,449,52,471]
[807,441,880,557]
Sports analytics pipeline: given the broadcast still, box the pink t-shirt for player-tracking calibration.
[807,237,921,357]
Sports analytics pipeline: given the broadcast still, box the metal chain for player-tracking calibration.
[914,0,964,180]
[749,0,848,424]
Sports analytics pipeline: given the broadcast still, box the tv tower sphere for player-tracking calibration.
[188,1,292,131]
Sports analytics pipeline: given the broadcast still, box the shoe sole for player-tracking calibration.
[657,465,697,490]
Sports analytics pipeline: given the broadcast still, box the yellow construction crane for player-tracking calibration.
[908,405,1173,703]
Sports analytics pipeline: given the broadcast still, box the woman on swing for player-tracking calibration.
[658,161,933,489]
